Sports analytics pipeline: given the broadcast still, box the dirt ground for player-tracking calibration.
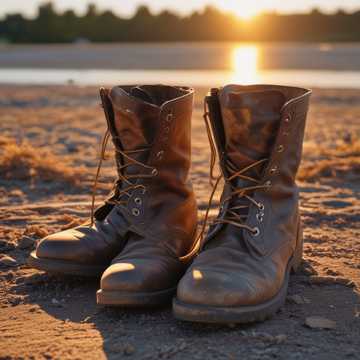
[0,85,359,359]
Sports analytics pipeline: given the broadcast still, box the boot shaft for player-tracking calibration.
[205,84,311,255]
[206,84,311,184]
[96,85,197,255]
[101,85,194,186]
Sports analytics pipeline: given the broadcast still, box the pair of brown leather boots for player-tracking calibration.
[28,84,311,324]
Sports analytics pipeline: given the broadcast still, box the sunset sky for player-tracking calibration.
[0,0,359,18]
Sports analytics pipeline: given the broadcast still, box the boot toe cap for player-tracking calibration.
[100,258,183,293]
[100,262,145,292]
[36,228,90,262]
[177,265,279,307]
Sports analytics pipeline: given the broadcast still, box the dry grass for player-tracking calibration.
[23,224,49,238]
[299,138,360,181]
[0,137,81,184]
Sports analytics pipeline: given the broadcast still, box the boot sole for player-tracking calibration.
[97,286,177,307]
[173,224,303,324]
[27,251,107,277]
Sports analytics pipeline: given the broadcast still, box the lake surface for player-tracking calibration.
[0,43,360,88]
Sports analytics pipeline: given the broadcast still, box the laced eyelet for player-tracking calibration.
[252,227,260,236]
[166,113,173,122]
[277,145,284,152]
[132,208,140,216]
[151,168,158,176]
[258,203,265,211]
[134,197,142,205]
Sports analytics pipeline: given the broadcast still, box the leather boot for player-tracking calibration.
[174,84,311,323]
[94,85,198,306]
[29,85,197,291]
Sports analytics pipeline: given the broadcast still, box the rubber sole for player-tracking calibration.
[97,286,177,307]
[173,224,303,324]
[27,251,107,277]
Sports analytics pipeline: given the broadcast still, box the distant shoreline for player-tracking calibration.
[2,41,360,46]
[1,43,360,71]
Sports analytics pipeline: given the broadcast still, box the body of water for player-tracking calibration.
[1,42,360,88]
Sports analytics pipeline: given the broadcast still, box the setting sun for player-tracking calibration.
[221,0,262,19]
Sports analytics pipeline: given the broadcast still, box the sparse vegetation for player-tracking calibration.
[0,138,80,184]
[299,138,360,181]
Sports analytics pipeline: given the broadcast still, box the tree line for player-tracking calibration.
[0,2,360,43]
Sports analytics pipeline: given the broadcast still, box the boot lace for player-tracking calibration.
[196,102,271,248]
[89,127,156,226]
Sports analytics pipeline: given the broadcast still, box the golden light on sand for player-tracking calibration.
[221,0,261,20]
[231,45,259,84]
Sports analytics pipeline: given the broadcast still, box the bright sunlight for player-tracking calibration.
[231,44,260,84]
[221,0,263,20]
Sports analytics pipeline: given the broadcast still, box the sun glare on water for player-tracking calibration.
[231,45,260,84]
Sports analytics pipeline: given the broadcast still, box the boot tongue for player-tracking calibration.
[109,86,161,174]
[220,89,286,177]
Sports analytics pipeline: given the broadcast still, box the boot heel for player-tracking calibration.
[291,222,303,273]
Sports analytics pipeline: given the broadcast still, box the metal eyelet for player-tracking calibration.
[166,113,173,122]
[265,180,272,187]
[284,115,290,123]
[156,150,164,159]
[277,145,284,152]
[132,208,140,216]
[256,213,263,222]
[258,203,265,211]
[151,168,158,176]
[164,126,170,133]
[270,166,278,175]
[252,227,260,236]
[134,197,142,205]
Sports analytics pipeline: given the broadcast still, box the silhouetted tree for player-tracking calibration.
[0,1,359,43]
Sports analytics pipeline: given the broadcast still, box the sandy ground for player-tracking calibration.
[0,85,359,359]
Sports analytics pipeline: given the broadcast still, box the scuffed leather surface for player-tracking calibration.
[36,218,127,265]
[177,84,311,307]
[101,233,187,292]
[220,89,285,171]
[100,85,198,293]
[36,85,197,275]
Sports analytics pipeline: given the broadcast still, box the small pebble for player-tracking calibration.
[305,316,336,329]
[51,298,63,307]
[0,255,18,267]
